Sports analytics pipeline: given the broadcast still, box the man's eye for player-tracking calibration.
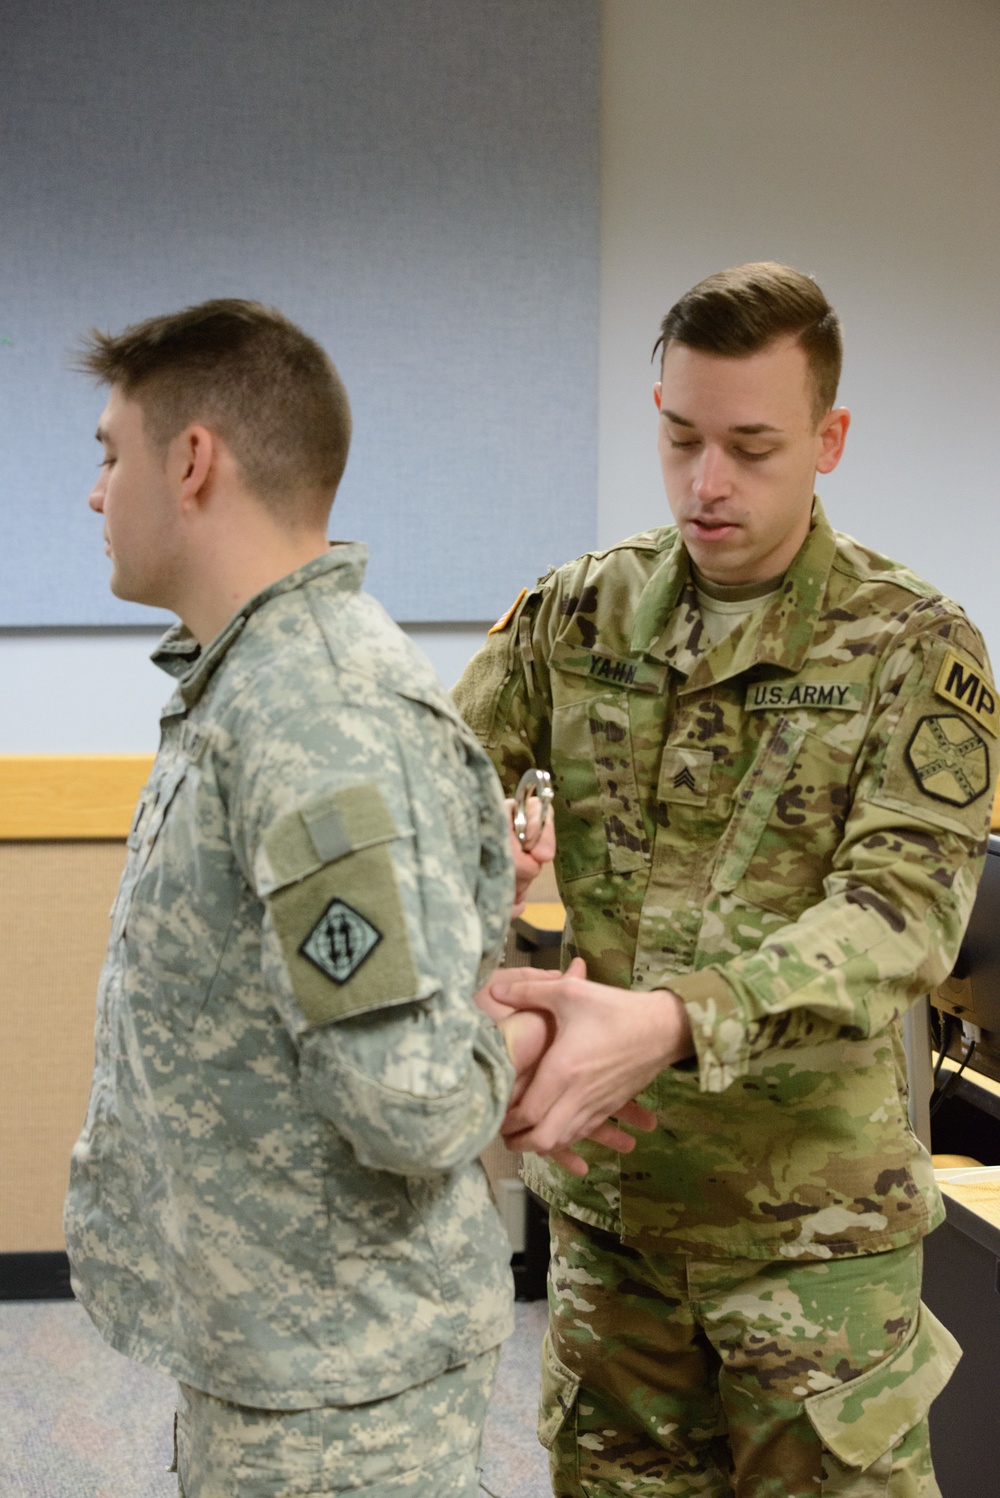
[736,448,774,462]
[668,438,699,450]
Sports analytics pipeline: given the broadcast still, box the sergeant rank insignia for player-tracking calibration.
[300,898,382,984]
[905,715,989,807]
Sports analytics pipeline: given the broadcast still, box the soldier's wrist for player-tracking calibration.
[651,988,695,1068]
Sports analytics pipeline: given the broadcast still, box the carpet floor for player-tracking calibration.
[0,1298,551,1497]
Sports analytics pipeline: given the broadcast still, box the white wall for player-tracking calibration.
[4,0,998,752]
[599,0,1000,656]
[0,627,491,753]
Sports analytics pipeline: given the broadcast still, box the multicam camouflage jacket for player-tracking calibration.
[454,501,998,1260]
[65,545,516,1410]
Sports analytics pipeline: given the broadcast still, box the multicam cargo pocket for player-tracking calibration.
[805,1303,960,1495]
[537,1331,582,1450]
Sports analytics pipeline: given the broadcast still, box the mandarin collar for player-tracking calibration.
[151,542,368,708]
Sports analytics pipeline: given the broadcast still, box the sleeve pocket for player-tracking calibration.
[258,784,421,1027]
[805,1302,960,1478]
[537,1332,582,1450]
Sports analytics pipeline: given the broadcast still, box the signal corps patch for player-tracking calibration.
[488,587,527,635]
[299,898,382,984]
[905,715,989,808]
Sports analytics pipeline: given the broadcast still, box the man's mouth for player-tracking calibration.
[687,516,739,541]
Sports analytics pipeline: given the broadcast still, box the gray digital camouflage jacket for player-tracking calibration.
[454,501,998,1261]
[65,545,515,1409]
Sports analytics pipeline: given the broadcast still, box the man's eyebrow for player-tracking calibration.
[662,410,783,436]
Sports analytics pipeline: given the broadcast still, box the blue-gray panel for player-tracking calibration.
[0,0,598,625]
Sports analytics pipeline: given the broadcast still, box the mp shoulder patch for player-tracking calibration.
[299,898,382,984]
[488,587,527,635]
[934,648,1000,736]
[905,714,989,807]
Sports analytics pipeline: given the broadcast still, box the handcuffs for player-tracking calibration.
[513,768,554,852]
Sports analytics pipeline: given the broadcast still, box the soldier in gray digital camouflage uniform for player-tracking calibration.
[455,264,998,1495]
[63,300,521,1498]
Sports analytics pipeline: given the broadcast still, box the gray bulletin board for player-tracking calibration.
[0,0,598,626]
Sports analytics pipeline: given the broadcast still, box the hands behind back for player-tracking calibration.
[485,959,694,1176]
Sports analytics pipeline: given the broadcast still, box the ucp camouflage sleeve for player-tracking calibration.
[671,616,998,1092]
[236,701,515,1176]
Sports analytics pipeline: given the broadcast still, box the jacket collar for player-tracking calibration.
[152,542,368,709]
[632,499,838,689]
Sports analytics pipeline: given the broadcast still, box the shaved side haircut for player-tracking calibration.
[77,299,352,524]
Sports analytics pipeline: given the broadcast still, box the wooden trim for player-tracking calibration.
[0,754,996,839]
[0,755,154,839]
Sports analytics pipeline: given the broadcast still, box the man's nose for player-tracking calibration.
[693,445,731,501]
[88,478,105,513]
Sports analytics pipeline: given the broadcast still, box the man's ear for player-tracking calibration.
[173,425,217,513]
[653,382,662,411]
[816,407,850,475]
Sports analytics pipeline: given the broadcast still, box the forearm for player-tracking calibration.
[671,846,983,1093]
[301,1009,514,1175]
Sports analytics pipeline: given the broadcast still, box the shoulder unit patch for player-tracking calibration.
[905,715,989,807]
[299,898,382,984]
[934,648,999,736]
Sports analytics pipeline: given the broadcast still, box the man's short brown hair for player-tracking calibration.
[653,262,842,423]
[77,299,352,522]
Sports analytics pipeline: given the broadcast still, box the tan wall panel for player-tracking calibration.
[0,841,125,1251]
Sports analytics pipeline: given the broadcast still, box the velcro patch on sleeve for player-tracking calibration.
[934,648,1000,735]
[488,587,527,635]
[262,784,419,1026]
[905,715,990,807]
[268,842,419,1025]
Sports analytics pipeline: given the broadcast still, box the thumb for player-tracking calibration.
[501,1009,551,1073]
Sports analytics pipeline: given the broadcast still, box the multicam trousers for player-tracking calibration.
[541,1210,960,1497]
[171,1349,498,1498]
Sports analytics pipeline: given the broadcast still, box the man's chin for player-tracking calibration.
[108,570,156,608]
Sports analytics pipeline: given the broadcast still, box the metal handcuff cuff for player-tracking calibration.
[513,768,554,852]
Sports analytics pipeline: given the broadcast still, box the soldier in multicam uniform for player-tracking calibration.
[64,300,521,1498]
[455,263,998,1496]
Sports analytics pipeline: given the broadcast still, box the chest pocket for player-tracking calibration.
[550,646,660,880]
[712,715,853,917]
[111,757,192,944]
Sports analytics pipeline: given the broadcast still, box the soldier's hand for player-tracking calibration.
[504,797,556,916]
[486,960,692,1176]
[474,964,648,1173]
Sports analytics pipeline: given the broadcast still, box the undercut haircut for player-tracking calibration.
[653,262,842,423]
[76,299,352,523]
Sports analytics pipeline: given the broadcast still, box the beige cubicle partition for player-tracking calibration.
[3,756,997,1257]
[0,755,152,1253]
